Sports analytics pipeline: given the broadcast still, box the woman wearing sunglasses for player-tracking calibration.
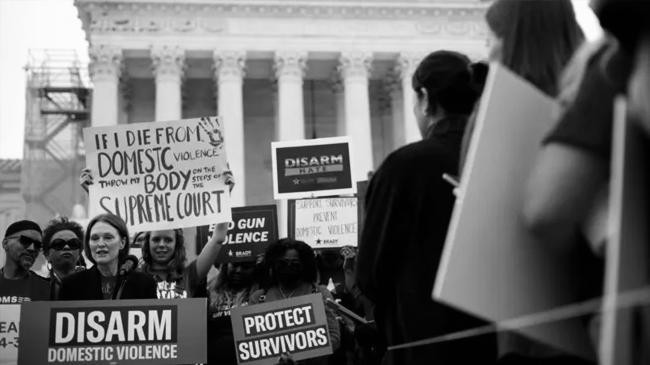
[59,214,157,300]
[41,217,87,300]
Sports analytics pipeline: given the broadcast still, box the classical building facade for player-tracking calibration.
[75,0,488,233]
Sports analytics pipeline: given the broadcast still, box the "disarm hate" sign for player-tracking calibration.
[83,117,232,232]
[271,137,355,199]
[18,299,206,365]
[230,294,332,364]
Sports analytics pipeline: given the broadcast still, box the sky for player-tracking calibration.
[0,0,603,159]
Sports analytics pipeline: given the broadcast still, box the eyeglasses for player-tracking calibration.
[8,235,42,251]
[49,238,81,251]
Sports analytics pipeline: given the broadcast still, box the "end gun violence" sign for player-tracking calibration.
[17,299,206,365]
[230,294,333,364]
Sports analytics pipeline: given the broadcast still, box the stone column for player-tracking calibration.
[151,46,185,121]
[274,51,307,238]
[274,51,307,141]
[386,74,405,149]
[397,53,424,143]
[213,50,247,207]
[89,45,122,127]
[339,51,373,180]
[331,73,346,136]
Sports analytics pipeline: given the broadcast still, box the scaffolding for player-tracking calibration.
[23,49,90,223]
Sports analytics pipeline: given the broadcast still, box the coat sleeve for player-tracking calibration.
[356,156,407,302]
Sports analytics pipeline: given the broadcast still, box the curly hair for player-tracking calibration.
[264,238,317,288]
[42,216,84,252]
[84,214,130,265]
[141,229,186,280]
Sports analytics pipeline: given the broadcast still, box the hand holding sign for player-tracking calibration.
[79,168,94,193]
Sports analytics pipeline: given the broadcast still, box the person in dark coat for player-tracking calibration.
[59,214,156,300]
[356,50,495,364]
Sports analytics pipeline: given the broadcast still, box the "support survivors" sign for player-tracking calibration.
[290,197,358,249]
[18,299,206,365]
[230,294,332,364]
[83,117,232,232]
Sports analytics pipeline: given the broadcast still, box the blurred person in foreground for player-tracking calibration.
[59,214,157,300]
[0,220,49,302]
[42,217,86,300]
[356,50,493,364]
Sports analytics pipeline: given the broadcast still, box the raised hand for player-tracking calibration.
[79,168,94,193]
[223,163,235,193]
[198,116,224,148]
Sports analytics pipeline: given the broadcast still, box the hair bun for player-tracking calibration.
[469,62,489,93]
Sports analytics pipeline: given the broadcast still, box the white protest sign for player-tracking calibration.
[83,117,232,232]
[0,305,20,365]
[434,64,594,358]
[600,99,650,365]
[292,197,357,249]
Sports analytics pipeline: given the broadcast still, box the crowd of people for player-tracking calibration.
[2,0,650,364]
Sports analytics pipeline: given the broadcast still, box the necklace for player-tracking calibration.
[278,286,297,299]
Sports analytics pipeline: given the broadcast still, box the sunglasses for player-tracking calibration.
[49,238,81,251]
[8,235,42,250]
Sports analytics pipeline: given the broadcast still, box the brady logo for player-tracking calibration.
[49,306,177,346]
[284,155,344,176]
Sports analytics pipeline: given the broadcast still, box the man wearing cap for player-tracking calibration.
[0,220,51,303]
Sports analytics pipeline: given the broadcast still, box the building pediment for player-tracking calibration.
[76,0,487,38]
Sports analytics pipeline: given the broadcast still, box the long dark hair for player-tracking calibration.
[264,238,317,288]
[486,0,584,96]
[141,229,186,280]
[412,50,483,117]
[84,214,130,265]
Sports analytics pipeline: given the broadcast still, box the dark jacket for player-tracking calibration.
[357,115,496,364]
[59,265,157,300]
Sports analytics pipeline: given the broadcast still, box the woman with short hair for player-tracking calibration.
[59,214,157,300]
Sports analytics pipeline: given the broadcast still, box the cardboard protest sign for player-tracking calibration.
[288,197,357,249]
[0,305,20,365]
[83,117,232,232]
[230,294,332,364]
[197,205,278,263]
[18,298,206,365]
[433,64,594,358]
[600,99,650,365]
[271,137,355,199]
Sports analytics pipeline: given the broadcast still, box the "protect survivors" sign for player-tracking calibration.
[230,294,332,364]
[17,299,206,365]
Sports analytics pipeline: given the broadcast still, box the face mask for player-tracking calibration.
[275,260,302,286]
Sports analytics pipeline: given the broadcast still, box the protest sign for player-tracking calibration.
[83,117,232,232]
[230,294,332,364]
[18,298,206,365]
[288,197,357,249]
[356,180,369,243]
[600,99,650,365]
[433,64,594,358]
[0,305,20,365]
[197,205,278,263]
[271,137,355,200]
